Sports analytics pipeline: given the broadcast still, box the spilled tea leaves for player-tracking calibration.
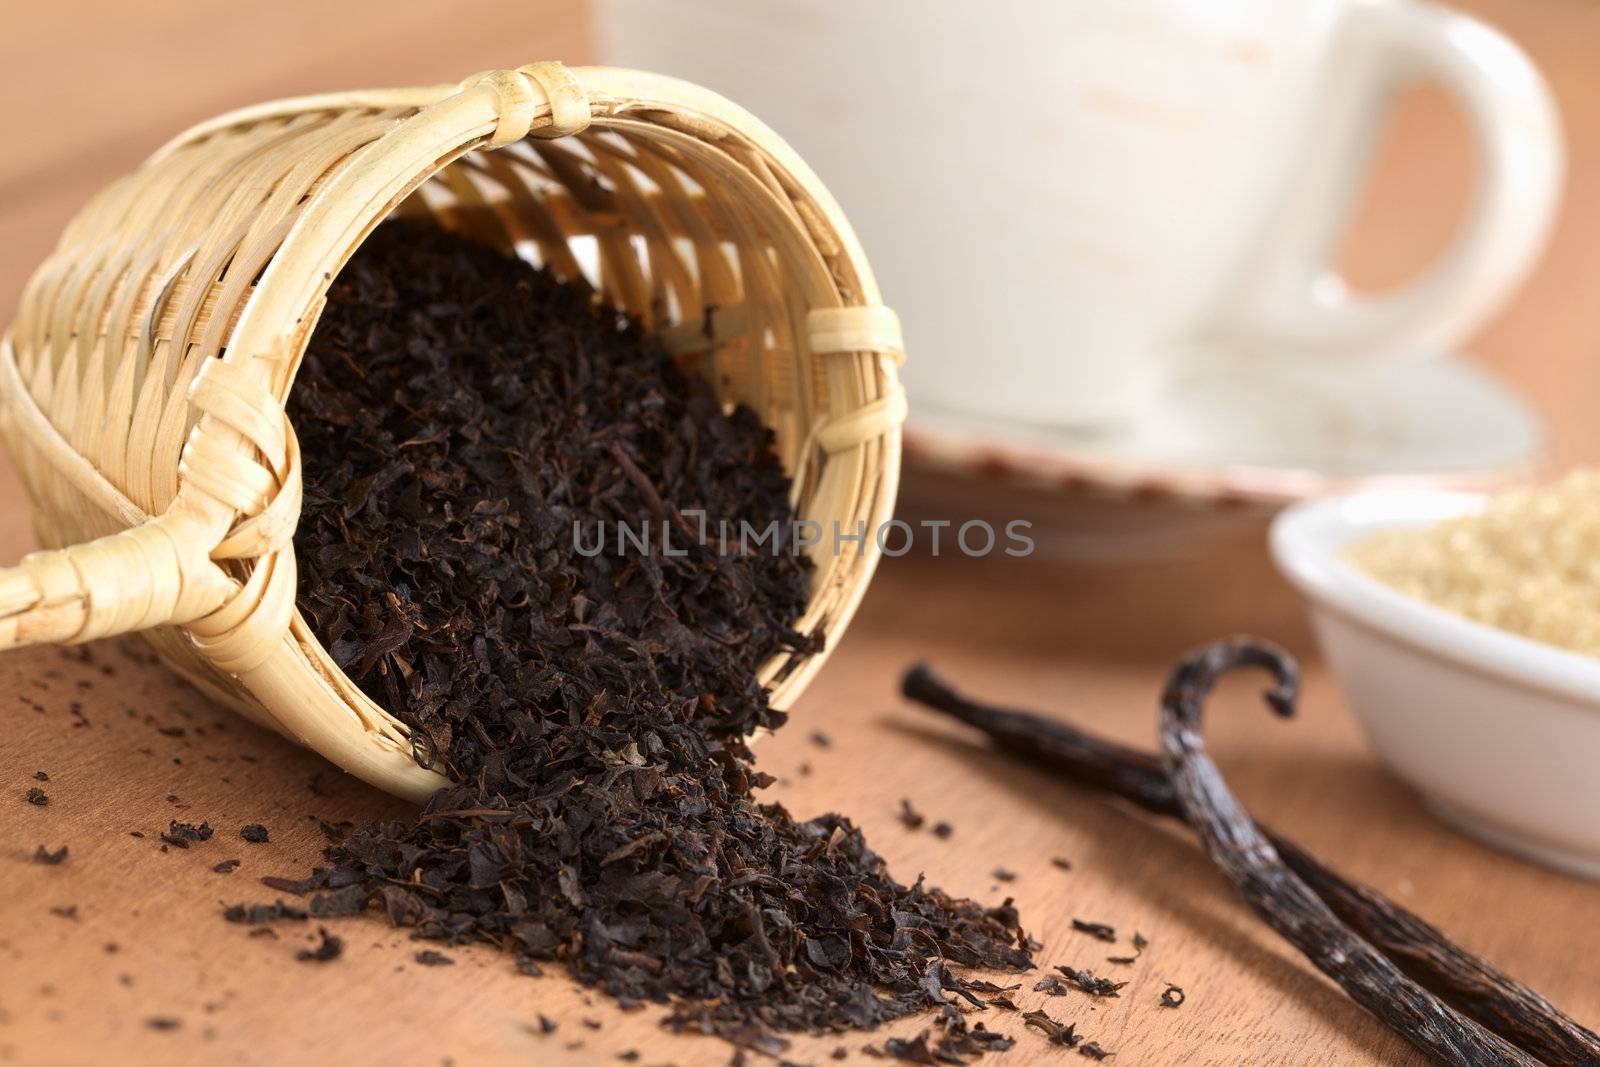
[1054,966,1127,998]
[296,928,343,963]
[160,821,213,849]
[898,798,926,830]
[1021,1008,1080,1047]
[238,222,1032,1054]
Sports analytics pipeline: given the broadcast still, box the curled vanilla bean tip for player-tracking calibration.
[1159,638,1539,1067]
[1160,637,1299,724]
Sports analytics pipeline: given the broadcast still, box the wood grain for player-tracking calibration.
[3,2,1598,1065]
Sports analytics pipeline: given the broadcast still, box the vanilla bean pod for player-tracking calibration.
[1160,639,1539,1066]
[903,659,1600,1067]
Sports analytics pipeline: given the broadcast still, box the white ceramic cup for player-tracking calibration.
[602,0,1562,427]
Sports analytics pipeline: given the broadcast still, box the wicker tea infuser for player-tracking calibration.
[0,62,904,801]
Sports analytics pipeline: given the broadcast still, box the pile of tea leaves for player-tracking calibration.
[277,220,1031,1053]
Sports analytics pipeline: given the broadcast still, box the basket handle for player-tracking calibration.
[0,511,233,650]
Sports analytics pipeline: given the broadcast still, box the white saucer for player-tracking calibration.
[899,356,1543,559]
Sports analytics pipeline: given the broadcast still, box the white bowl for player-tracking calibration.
[1271,489,1600,880]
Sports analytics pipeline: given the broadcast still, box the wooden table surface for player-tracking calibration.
[3,3,1598,1066]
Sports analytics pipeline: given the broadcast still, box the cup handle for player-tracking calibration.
[1216,0,1562,363]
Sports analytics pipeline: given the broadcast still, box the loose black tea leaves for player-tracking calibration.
[898,799,926,830]
[1021,1008,1081,1048]
[415,950,454,967]
[878,1032,937,1063]
[224,901,308,925]
[213,859,241,874]
[1070,919,1116,944]
[25,787,48,806]
[239,824,269,844]
[32,845,68,865]
[903,661,1600,1067]
[1160,985,1185,1009]
[878,1020,1018,1065]
[959,1025,1015,1055]
[251,221,1031,1054]
[961,980,1021,997]
[296,928,343,963]
[1054,966,1126,999]
[260,872,326,896]
[161,821,213,849]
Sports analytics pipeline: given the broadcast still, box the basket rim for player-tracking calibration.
[1,63,904,802]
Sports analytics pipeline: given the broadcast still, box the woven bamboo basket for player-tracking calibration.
[0,62,904,802]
